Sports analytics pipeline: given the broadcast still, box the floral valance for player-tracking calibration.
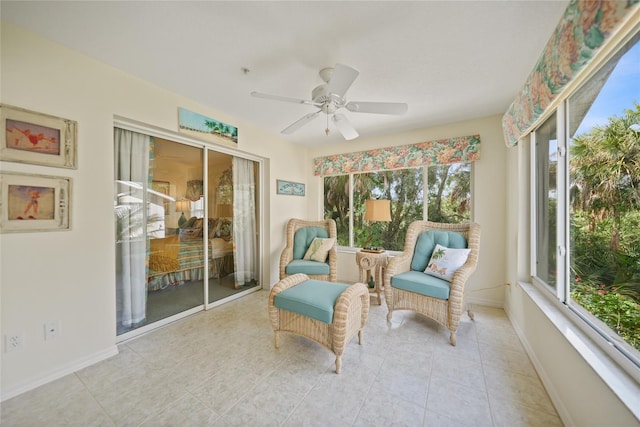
[502,0,639,147]
[313,134,480,176]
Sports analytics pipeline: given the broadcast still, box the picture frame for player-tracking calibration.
[0,104,77,169]
[0,172,71,233]
[151,180,171,211]
[277,179,305,196]
[178,107,238,147]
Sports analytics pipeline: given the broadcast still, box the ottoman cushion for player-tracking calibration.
[274,279,349,324]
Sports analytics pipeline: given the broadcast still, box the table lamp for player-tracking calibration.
[362,199,391,250]
[175,200,190,227]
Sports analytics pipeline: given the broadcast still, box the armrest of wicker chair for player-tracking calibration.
[268,273,309,332]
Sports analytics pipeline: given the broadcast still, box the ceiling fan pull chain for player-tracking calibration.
[325,114,330,136]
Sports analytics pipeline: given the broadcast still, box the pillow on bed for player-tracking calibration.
[208,218,219,238]
[215,218,233,240]
[179,227,202,242]
[179,217,204,242]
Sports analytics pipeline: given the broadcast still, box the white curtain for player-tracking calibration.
[232,157,257,285]
[114,128,150,328]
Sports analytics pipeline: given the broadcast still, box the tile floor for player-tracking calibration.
[1,290,563,426]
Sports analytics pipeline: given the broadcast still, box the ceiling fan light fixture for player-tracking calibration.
[251,63,407,141]
[333,114,359,140]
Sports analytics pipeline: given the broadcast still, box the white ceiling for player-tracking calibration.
[2,1,569,146]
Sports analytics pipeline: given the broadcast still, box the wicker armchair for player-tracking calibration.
[279,218,338,282]
[383,221,480,345]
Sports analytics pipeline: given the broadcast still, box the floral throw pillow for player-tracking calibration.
[424,244,471,282]
[303,237,336,262]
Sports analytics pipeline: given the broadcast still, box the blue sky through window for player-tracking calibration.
[574,39,640,135]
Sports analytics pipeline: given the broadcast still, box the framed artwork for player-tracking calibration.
[277,179,305,196]
[151,180,171,211]
[0,104,77,169]
[1,172,71,233]
[178,107,238,146]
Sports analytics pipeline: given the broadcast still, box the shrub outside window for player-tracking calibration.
[324,164,471,252]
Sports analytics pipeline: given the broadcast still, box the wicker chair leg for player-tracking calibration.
[449,332,457,346]
[386,310,393,321]
[335,356,342,374]
[358,329,363,344]
[274,331,280,349]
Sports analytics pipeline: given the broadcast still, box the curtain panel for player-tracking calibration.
[313,134,480,176]
[502,0,639,147]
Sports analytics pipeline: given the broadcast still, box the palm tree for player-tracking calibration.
[571,104,640,251]
[570,103,640,301]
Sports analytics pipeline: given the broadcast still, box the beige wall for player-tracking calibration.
[0,22,308,398]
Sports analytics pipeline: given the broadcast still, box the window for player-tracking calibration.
[531,33,640,367]
[324,164,471,251]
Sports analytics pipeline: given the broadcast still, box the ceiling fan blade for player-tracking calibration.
[332,113,359,140]
[345,101,408,115]
[326,64,359,98]
[281,111,321,134]
[251,91,317,106]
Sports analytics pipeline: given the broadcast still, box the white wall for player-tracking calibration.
[0,22,309,398]
[307,115,509,307]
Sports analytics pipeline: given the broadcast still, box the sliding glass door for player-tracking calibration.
[115,127,261,337]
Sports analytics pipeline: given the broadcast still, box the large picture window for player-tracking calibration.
[324,164,471,251]
[531,33,640,366]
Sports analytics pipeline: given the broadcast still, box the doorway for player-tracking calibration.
[114,125,261,338]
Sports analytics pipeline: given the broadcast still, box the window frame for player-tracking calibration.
[529,82,640,384]
[324,163,473,252]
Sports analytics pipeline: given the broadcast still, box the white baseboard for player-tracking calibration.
[1,345,119,402]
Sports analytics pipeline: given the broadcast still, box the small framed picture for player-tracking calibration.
[277,179,305,196]
[0,104,77,169]
[0,172,71,233]
[178,107,238,147]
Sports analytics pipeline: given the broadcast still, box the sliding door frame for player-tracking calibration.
[114,116,266,342]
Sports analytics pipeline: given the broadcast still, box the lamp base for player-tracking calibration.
[178,212,187,227]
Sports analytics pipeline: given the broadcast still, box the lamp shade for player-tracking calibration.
[175,200,190,213]
[364,199,391,222]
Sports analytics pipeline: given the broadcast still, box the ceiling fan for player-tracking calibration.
[251,63,408,140]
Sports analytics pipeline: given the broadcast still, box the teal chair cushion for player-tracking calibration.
[410,230,467,272]
[274,279,349,324]
[285,259,330,276]
[293,227,330,260]
[391,270,450,300]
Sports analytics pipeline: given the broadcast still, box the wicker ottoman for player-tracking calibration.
[268,273,370,373]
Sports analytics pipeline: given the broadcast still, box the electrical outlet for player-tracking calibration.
[5,333,24,352]
[44,321,60,341]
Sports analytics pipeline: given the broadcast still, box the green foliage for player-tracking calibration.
[324,165,471,251]
[571,283,640,351]
[569,103,640,351]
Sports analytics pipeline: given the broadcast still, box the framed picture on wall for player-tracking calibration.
[0,172,71,233]
[0,104,77,169]
[178,107,238,147]
[151,180,172,211]
[277,179,305,196]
